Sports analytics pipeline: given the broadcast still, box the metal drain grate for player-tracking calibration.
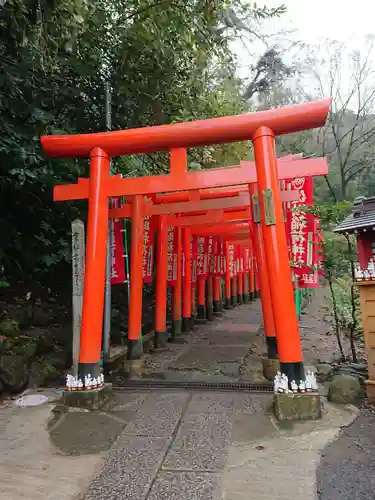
[112,379,273,393]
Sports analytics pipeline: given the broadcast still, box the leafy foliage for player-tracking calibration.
[0,0,283,285]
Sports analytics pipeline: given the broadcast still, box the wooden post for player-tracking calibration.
[197,277,206,319]
[128,194,144,359]
[249,183,277,359]
[78,148,109,381]
[237,271,243,305]
[206,275,214,320]
[213,276,221,312]
[155,214,168,348]
[224,242,231,308]
[243,271,249,303]
[252,127,304,383]
[71,219,85,376]
[231,277,237,307]
[172,225,182,339]
[182,228,192,332]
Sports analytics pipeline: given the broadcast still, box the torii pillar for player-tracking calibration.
[252,127,304,383]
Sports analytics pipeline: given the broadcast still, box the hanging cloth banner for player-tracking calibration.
[294,215,323,289]
[167,225,178,286]
[207,237,214,275]
[142,195,155,283]
[219,239,225,276]
[244,247,250,273]
[191,235,198,284]
[197,236,208,278]
[111,197,126,285]
[228,243,235,278]
[282,177,313,268]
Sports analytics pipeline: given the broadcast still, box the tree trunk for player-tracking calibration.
[328,274,346,361]
[345,235,358,363]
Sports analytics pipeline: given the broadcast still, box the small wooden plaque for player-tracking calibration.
[263,188,276,226]
[252,194,261,223]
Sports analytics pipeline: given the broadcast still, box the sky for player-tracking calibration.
[233,0,375,82]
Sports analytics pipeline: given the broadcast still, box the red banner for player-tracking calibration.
[228,244,235,278]
[191,235,198,284]
[218,239,225,276]
[197,236,208,278]
[142,196,155,283]
[111,197,126,285]
[282,177,313,268]
[208,237,214,275]
[167,225,178,286]
[244,248,250,272]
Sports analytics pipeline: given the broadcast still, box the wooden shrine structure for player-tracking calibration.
[41,98,331,390]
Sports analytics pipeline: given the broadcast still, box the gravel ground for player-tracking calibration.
[317,407,375,500]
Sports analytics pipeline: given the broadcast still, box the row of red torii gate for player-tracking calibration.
[41,97,331,391]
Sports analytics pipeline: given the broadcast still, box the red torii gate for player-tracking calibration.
[55,154,325,356]
[41,98,331,388]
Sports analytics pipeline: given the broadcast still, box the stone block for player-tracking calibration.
[273,392,322,421]
[62,383,112,410]
[122,358,145,378]
[262,358,280,381]
[328,374,362,404]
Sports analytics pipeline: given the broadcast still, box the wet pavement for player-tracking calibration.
[137,300,266,384]
[317,408,375,500]
[0,296,365,499]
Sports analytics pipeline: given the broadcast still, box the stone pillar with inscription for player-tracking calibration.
[71,219,85,376]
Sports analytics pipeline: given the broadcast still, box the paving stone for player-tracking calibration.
[230,412,277,444]
[49,412,128,455]
[214,324,260,333]
[207,331,257,345]
[171,346,246,369]
[103,436,170,472]
[187,392,236,413]
[123,393,188,437]
[147,471,222,500]
[85,469,153,500]
[140,392,189,411]
[110,393,148,411]
[233,393,273,414]
[192,372,235,383]
[163,412,232,471]
[123,410,181,438]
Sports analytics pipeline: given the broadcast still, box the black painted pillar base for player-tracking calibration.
[154,331,168,349]
[237,294,243,305]
[127,339,143,360]
[78,362,101,381]
[280,361,305,385]
[224,298,232,309]
[231,295,237,307]
[243,293,249,303]
[213,300,221,313]
[206,303,214,321]
[197,304,206,319]
[171,318,182,340]
[266,336,278,360]
[182,316,191,333]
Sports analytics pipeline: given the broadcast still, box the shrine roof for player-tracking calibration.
[334,196,375,233]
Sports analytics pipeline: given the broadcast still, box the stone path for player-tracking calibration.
[82,391,357,500]
[138,300,266,383]
[0,296,361,499]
